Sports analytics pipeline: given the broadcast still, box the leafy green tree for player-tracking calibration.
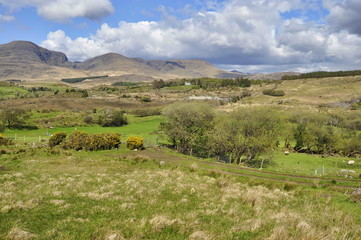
[97,109,128,127]
[161,102,214,154]
[207,108,281,162]
[0,108,30,129]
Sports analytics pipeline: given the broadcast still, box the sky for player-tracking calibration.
[0,0,361,73]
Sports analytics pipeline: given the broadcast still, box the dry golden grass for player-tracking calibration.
[0,150,360,239]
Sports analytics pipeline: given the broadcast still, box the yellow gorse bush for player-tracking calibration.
[126,136,144,150]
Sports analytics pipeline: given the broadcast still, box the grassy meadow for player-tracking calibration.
[1,76,361,239]
[1,146,361,240]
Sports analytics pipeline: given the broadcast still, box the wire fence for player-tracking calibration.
[5,134,360,177]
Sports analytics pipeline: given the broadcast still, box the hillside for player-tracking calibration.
[0,41,248,84]
[0,41,88,81]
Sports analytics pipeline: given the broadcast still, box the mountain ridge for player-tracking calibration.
[0,41,296,84]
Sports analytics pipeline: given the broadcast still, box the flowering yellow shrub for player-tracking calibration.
[126,136,144,150]
[48,132,67,148]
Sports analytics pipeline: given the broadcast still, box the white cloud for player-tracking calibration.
[0,14,15,22]
[325,0,361,35]
[0,0,114,22]
[40,0,361,73]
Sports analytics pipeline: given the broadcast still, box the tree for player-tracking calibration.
[152,79,165,89]
[160,102,214,154]
[207,108,281,162]
[97,109,128,127]
[0,108,30,129]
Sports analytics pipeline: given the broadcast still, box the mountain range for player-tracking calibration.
[0,41,297,85]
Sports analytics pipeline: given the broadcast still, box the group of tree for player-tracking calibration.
[161,102,361,163]
[160,102,280,162]
[282,70,361,80]
[152,77,252,90]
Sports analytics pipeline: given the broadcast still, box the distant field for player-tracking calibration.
[268,151,361,176]
[0,85,29,99]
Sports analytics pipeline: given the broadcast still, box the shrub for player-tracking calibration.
[97,109,128,127]
[83,116,93,124]
[0,133,13,146]
[101,132,121,150]
[126,136,144,150]
[63,132,121,151]
[139,96,151,102]
[48,132,67,148]
[85,133,106,151]
[262,89,285,96]
[63,131,89,150]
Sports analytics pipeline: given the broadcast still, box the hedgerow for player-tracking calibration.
[59,131,121,151]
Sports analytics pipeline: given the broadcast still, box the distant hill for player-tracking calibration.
[0,41,294,85]
[0,41,88,80]
[249,72,300,80]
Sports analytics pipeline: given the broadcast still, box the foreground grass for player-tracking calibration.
[0,147,360,239]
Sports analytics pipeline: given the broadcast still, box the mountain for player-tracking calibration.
[0,40,68,66]
[0,41,292,85]
[0,41,87,80]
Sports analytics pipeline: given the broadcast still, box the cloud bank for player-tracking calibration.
[39,0,361,72]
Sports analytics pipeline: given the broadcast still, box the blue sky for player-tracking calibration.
[0,0,361,73]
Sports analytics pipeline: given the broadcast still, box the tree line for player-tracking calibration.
[282,70,361,80]
[153,77,252,89]
[160,102,361,163]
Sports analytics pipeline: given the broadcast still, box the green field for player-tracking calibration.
[4,115,163,142]
[0,85,29,99]
[268,151,361,176]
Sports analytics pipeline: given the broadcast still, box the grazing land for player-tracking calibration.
[1,73,361,239]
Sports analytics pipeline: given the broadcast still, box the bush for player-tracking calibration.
[262,89,285,96]
[0,133,13,146]
[63,131,121,151]
[48,132,67,148]
[100,132,121,150]
[139,96,151,102]
[63,131,89,150]
[97,109,128,127]
[83,116,93,124]
[126,136,144,150]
